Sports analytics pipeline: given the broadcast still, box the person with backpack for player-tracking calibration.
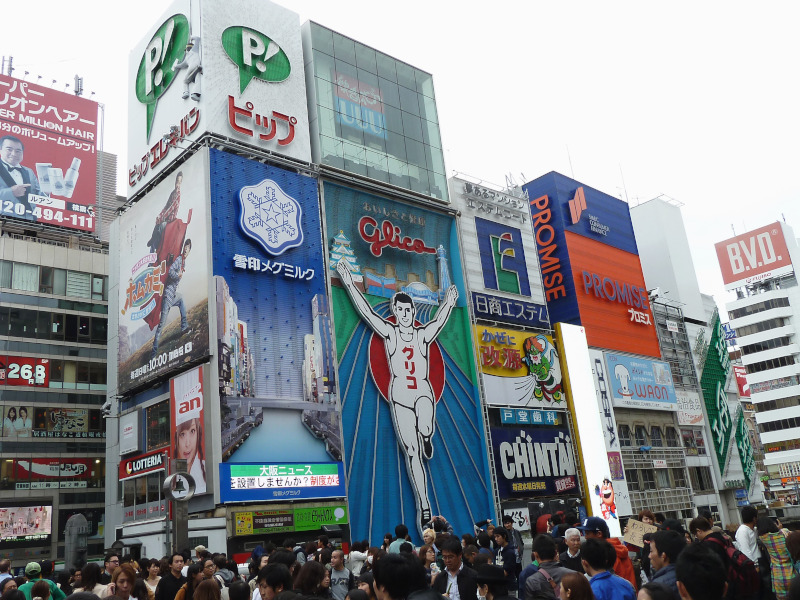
[757,516,793,600]
[690,516,759,600]
[580,538,635,600]
[523,535,574,600]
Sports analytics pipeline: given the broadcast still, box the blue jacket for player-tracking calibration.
[518,563,538,597]
[650,565,679,600]
[589,571,636,600]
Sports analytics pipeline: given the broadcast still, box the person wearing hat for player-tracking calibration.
[18,563,66,600]
[576,517,635,590]
[195,546,208,562]
[476,564,514,600]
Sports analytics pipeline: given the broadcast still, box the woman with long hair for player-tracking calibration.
[175,417,206,494]
[106,564,137,600]
[14,407,31,437]
[356,572,376,600]
[3,407,17,437]
[193,580,221,600]
[131,578,154,600]
[174,564,204,600]
[347,541,368,577]
[559,573,595,600]
[758,516,793,600]
[294,561,327,598]
[380,534,392,552]
[418,545,439,585]
[30,581,50,600]
[74,563,107,596]
[143,559,162,594]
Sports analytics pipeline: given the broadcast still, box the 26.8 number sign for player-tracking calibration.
[0,357,50,387]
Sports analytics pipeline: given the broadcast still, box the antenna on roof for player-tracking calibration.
[619,164,630,204]
[566,145,574,179]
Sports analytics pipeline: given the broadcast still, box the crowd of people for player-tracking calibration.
[4,508,800,600]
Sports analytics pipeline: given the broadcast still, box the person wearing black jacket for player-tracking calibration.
[558,528,584,574]
[156,554,187,600]
[431,538,477,600]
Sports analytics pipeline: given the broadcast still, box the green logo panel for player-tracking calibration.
[222,26,291,93]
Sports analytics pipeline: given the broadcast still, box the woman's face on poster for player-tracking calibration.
[178,419,199,464]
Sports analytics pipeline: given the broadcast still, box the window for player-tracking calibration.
[736,318,786,337]
[694,430,707,456]
[655,469,670,488]
[11,263,38,292]
[91,275,105,300]
[729,296,791,319]
[66,271,91,298]
[665,427,680,447]
[672,468,687,488]
[0,261,11,288]
[650,426,663,447]
[641,469,656,490]
[39,266,54,293]
[619,425,632,447]
[690,467,714,492]
[53,269,67,296]
[625,469,639,491]
[146,401,170,451]
[634,426,649,447]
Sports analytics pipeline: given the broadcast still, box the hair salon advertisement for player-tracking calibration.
[0,74,99,232]
[170,366,207,495]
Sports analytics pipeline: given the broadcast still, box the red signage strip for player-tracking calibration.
[119,449,167,480]
[715,222,793,289]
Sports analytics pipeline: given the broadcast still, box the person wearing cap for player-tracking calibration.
[476,564,514,600]
[580,539,634,600]
[195,546,208,563]
[18,563,66,600]
[576,517,635,590]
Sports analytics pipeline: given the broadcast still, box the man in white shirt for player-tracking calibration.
[734,505,761,563]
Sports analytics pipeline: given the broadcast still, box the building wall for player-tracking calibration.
[0,230,109,567]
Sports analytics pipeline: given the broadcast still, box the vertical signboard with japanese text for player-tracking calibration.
[210,149,344,498]
[448,177,548,328]
[324,181,494,539]
[700,315,733,474]
[558,325,628,537]
[587,349,632,522]
[118,149,210,393]
[0,74,99,232]
[128,0,311,194]
[171,366,207,495]
[735,408,756,493]
[474,325,565,409]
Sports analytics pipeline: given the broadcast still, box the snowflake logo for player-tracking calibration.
[238,178,304,255]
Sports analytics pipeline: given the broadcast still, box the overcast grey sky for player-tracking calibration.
[4,1,799,314]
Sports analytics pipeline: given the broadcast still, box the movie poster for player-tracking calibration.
[117,150,210,393]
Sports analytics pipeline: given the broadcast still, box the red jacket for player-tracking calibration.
[608,537,637,590]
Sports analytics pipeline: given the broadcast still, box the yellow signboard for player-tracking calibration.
[473,325,565,409]
[234,512,253,536]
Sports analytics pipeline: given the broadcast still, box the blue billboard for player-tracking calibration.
[210,149,345,477]
[324,181,495,540]
[490,423,578,500]
[219,462,346,503]
[522,171,640,256]
[604,352,677,411]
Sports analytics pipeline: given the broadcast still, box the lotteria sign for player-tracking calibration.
[119,449,167,480]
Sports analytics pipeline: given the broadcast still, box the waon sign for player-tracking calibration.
[715,222,793,290]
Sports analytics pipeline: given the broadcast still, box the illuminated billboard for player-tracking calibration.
[117,149,210,393]
[2,405,104,439]
[557,324,629,537]
[0,74,99,232]
[220,463,346,502]
[489,416,577,500]
[0,505,52,543]
[209,150,343,477]
[474,324,565,409]
[127,0,311,193]
[325,181,494,539]
[604,352,677,411]
[714,222,793,290]
[171,366,207,495]
[449,177,548,328]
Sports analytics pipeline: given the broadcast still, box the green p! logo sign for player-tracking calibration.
[136,14,190,142]
[222,26,291,93]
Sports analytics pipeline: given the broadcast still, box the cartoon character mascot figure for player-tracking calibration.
[594,478,617,519]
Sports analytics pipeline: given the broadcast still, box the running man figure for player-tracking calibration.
[152,239,192,359]
[336,260,458,531]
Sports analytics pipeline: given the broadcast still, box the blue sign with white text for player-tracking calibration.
[219,462,346,503]
[604,352,677,411]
